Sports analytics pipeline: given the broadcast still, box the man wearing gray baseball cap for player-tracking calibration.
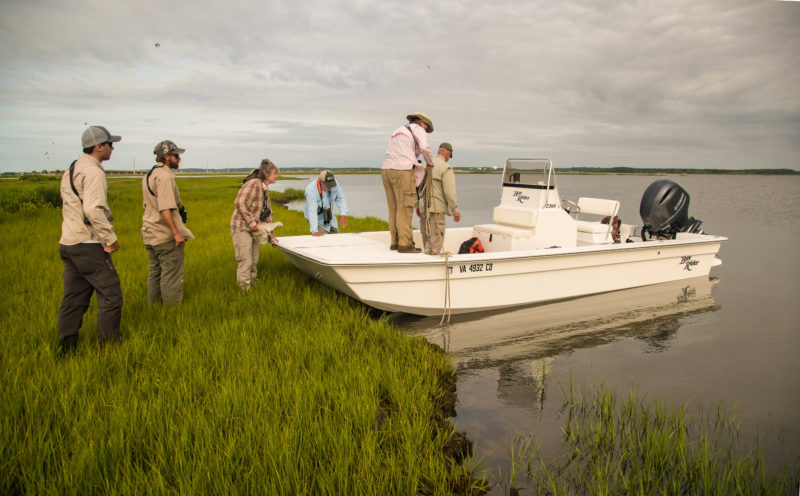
[57,125,124,352]
[417,142,460,254]
[141,140,194,305]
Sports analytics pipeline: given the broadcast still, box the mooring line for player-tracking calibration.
[439,251,452,325]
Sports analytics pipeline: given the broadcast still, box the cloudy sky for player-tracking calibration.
[1,0,798,172]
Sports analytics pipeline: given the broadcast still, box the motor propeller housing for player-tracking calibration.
[639,179,703,239]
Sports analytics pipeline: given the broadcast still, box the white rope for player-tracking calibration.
[438,251,452,325]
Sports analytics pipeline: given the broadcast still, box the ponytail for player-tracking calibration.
[243,158,279,183]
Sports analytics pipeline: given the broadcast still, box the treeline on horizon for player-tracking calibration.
[5,166,799,176]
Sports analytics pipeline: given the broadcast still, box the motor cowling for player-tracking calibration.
[639,180,703,240]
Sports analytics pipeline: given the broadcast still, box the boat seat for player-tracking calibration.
[576,220,613,233]
[493,205,538,228]
[575,197,619,233]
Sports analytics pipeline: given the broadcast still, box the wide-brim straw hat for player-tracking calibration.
[406,112,434,133]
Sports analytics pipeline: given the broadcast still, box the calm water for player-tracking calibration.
[276,173,800,483]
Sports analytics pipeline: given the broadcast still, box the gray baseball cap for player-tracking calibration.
[439,142,453,157]
[81,126,121,148]
[153,140,186,156]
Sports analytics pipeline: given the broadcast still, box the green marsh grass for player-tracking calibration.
[1,176,489,495]
[503,381,798,495]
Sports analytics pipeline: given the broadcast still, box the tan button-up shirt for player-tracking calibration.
[420,155,459,215]
[59,154,118,247]
[141,163,194,246]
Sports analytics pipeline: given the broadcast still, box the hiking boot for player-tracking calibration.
[389,244,398,250]
[397,246,422,253]
[58,335,78,357]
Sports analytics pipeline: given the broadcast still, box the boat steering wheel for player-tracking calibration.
[562,199,580,215]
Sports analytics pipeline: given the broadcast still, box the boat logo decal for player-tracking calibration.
[513,191,530,203]
[679,256,699,271]
[449,262,494,274]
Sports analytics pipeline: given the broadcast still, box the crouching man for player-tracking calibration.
[304,170,348,236]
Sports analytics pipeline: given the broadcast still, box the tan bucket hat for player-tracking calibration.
[406,112,434,133]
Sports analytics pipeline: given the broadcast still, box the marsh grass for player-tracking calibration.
[0,182,62,222]
[0,176,489,495]
[503,380,798,495]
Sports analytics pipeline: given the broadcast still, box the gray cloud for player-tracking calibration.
[0,0,798,172]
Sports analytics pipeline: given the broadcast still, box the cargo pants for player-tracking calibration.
[145,240,185,305]
[58,243,123,345]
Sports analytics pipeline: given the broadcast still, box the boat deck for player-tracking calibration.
[276,228,726,267]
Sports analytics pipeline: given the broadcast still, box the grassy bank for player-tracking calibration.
[0,176,488,495]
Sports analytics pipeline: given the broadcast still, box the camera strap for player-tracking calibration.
[68,160,80,200]
[68,160,90,225]
[315,179,334,221]
[146,165,158,196]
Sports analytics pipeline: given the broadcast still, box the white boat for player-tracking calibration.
[276,159,726,316]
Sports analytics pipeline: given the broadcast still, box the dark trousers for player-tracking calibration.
[58,243,123,345]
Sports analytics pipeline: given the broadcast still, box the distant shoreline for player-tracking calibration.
[4,166,798,178]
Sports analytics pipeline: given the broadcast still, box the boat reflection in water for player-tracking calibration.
[394,277,719,411]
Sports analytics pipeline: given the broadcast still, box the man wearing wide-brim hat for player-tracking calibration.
[381,112,435,253]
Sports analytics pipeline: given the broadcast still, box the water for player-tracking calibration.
[276,173,800,482]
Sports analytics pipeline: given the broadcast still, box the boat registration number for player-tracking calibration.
[450,262,493,274]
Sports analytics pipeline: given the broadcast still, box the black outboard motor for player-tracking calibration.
[639,180,703,240]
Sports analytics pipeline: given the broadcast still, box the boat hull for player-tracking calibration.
[276,229,725,316]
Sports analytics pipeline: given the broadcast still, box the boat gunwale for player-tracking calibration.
[275,232,727,269]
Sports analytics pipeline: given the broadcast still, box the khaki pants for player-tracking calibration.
[146,240,185,305]
[420,212,446,254]
[381,169,415,248]
[58,243,123,345]
[233,231,259,290]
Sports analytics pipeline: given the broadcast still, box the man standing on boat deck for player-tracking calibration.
[418,142,460,254]
[304,170,348,236]
[57,125,124,352]
[141,140,194,305]
[381,112,435,253]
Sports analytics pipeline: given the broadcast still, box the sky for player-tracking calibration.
[1,0,799,173]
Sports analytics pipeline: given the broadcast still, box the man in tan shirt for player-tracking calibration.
[418,142,460,254]
[58,125,123,352]
[141,140,194,305]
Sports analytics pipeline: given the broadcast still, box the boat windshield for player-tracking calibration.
[502,159,554,188]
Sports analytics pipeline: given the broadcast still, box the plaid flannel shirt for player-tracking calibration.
[230,178,271,235]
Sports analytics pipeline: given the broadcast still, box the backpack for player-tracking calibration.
[458,237,484,254]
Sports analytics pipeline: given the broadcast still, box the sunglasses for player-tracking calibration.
[101,142,114,149]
